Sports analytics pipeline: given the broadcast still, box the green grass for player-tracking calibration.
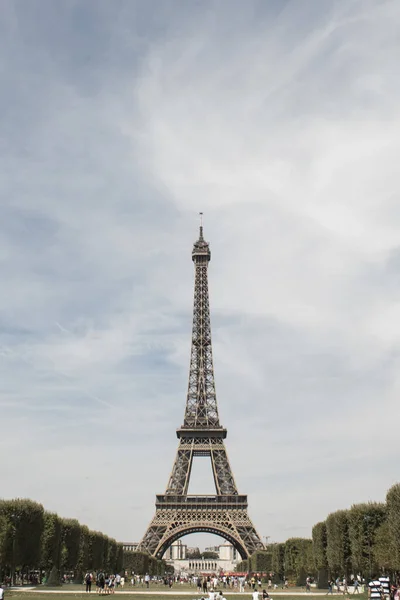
[5,589,369,600]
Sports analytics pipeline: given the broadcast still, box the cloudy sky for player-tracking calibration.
[1,0,400,551]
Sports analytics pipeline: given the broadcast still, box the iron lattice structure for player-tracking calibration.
[137,226,264,559]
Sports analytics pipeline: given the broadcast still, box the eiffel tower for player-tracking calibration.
[137,222,264,559]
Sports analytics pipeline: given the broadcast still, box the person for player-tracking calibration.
[0,584,4,600]
[85,572,92,593]
[343,578,349,595]
[262,589,270,599]
[203,578,208,594]
[306,577,311,593]
[239,577,245,593]
[379,576,390,600]
[353,580,360,594]
[369,578,384,600]
[252,589,259,600]
[144,574,150,589]
[120,577,125,589]
[97,572,105,595]
[327,580,333,595]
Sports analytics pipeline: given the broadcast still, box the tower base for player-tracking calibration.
[137,495,264,559]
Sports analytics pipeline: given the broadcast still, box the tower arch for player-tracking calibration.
[156,525,248,560]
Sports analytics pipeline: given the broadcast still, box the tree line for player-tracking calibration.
[236,482,400,586]
[0,498,171,585]
[0,498,124,584]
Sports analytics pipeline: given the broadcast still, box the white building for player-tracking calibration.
[165,539,187,560]
[165,541,239,574]
[122,542,139,552]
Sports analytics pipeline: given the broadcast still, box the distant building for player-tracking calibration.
[122,542,139,552]
[165,539,187,560]
[165,541,239,574]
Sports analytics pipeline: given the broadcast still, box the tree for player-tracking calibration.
[250,551,272,573]
[107,539,118,573]
[76,525,90,580]
[373,522,393,573]
[116,544,124,574]
[187,548,201,559]
[284,538,314,585]
[0,498,44,579]
[271,543,285,581]
[326,510,351,577]
[235,559,249,573]
[61,519,81,574]
[41,512,63,578]
[123,550,149,575]
[347,502,386,578]
[45,564,61,586]
[89,531,106,571]
[312,522,328,588]
[387,483,400,571]
[202,551,218,559]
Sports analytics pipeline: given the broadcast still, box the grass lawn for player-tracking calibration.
[5,588,369,600]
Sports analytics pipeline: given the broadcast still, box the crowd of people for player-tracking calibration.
[83,572,125,594]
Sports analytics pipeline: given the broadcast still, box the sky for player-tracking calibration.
[1,0,400,552]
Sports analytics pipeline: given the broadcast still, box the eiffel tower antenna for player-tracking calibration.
[137,226,264,559]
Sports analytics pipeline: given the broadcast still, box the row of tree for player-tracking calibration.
[236,483,400,585]
[235,538,313,585]
[312,483,400,581]
[0,498,124,584]
[123,550,171,577]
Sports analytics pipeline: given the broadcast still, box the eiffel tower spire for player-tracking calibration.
[182,220,220,430]
[137,224,264,559]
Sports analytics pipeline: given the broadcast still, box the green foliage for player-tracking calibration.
[0,498,44,569]
[187,549,201,559]
[123,550,149,575]
[0,513,8,568]
[312,522,327,570]
[373,521,393,573]
[284,538,314,585]
[312,522,329,589]
[387,483,400,570]
[271,543,285,580]
[202,551,218,559]
[347,502,386,577]
[77,525,90,577]
[250,550,272,573]
[107,539,118,573]
[116,544,124,574]
[41,512,63,574]
[89,530,106,571]
[0,497,130,579]
[235,559,249,572]
[45,565,61,586]
[121,551,167,577]
[61,518,81,572]
[326,510,351,577]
